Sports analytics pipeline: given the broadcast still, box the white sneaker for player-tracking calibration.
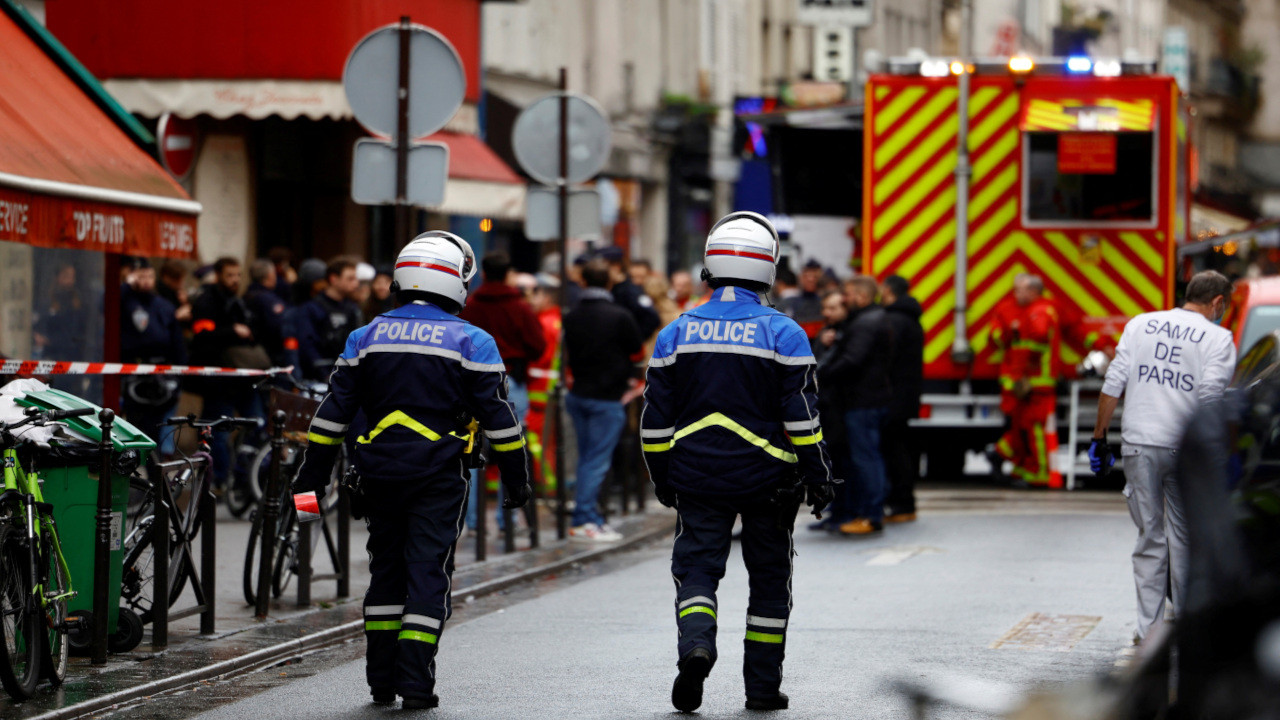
[568,523,621,542]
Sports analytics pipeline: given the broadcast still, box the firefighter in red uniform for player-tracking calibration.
[989,274,1060,487]
[525,277,561,492]
[1054,297,1117,360]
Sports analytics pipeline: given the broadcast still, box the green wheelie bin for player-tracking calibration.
[16,388,156,653]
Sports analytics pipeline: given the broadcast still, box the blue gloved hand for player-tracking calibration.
[1088,439,1115,477]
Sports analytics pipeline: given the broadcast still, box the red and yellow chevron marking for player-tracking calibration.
[1021,97,1156,132]
[864,76,1175,380]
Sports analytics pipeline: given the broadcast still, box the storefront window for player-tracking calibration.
[1,245,104,399]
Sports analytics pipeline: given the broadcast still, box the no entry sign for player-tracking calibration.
[157,113,199,180]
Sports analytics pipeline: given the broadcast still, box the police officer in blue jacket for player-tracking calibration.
[642,212,837,713]
[293,232,533,711]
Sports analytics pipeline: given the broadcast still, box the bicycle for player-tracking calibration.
[120,415,256,629]
[0,405,96,700]
[237,376,337,510]
[241,432,345,606]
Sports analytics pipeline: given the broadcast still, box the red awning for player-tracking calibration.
[422,131,525,220]
[428,132,523,185]
[0,12,199,258]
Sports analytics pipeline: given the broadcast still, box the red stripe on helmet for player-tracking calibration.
[396,260,460,277]
[706,249,775,262]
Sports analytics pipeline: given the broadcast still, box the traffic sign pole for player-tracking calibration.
[554,66,569,541]
[395,15,412,253]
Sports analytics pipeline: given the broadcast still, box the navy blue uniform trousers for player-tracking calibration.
[672,492,796,699]
[361,468,468,699]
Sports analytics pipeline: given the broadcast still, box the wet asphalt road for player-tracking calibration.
[182,495,1135,720]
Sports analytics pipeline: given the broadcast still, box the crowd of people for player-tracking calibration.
[113,243,930,541]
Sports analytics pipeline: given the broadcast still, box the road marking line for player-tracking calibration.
[863,546,942,566]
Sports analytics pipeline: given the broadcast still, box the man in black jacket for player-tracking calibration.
[121,258,187,453]
[563,259,643,541]
[818,275,893,535]
[598,246,660,339]
[244,259,290,368]
[809,290,854,530]
[190,257,267,488]
[880,275,923,523]
[297,258,363,381]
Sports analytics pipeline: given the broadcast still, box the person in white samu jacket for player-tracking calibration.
[1090,270,1236,643]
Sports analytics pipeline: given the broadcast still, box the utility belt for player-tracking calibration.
[344,412,483,520]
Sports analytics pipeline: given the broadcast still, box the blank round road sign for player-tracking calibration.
[343,23,466,140]
[512,93,611,186]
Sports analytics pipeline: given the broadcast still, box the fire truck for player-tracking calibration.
[863,57,1188,478]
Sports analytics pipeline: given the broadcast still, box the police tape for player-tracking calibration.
[0,360,294,377]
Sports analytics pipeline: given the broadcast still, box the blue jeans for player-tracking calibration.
[467,380,529,530]
[844,407,888,524]
[566,393,626,527]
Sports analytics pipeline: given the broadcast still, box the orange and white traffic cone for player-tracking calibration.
[1046,414,1064,489]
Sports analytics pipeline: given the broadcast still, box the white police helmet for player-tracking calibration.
[392,231,477,309]
[703,211,780,291]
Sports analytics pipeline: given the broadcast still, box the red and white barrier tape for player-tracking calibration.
[0,360,293,377]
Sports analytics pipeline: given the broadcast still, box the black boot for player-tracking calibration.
[371,688,396,706]
[746,691,789,710]
[401,694,439,710]
[672,647,713,713]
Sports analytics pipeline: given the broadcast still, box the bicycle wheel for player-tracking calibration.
[272,512,299,599]
[126,474,153,523]
[38,527,68,686]
[250,443,339,511]
[0,523,40,699]
[224,481,255,519]
[244,501,297,604]
[242,509,264,606]
[120,520,188,625]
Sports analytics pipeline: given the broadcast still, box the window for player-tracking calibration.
[1240,305,1280,355]
[1024,132,1156,223]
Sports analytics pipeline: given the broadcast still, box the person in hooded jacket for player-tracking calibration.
[879,275,923,522]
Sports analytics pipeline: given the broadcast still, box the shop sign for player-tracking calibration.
[1058,133,1116,174]
[0,187,197,258]
[780,81,847,108]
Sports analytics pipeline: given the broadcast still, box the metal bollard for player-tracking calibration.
[150,456,170,650]
[336,483,350,598]
[297,519,312,607]
[256,410,287,618]
[474,466,487,562]
[199,475,216,634]
[501,503,515,554]
[92,409,114,665]
[553,388,567,540]
[526,475,540,549]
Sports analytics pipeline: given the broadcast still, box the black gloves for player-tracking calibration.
[805,483,836,519]
[502,482,533,509]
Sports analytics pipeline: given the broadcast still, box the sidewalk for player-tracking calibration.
[3,500,675,720]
